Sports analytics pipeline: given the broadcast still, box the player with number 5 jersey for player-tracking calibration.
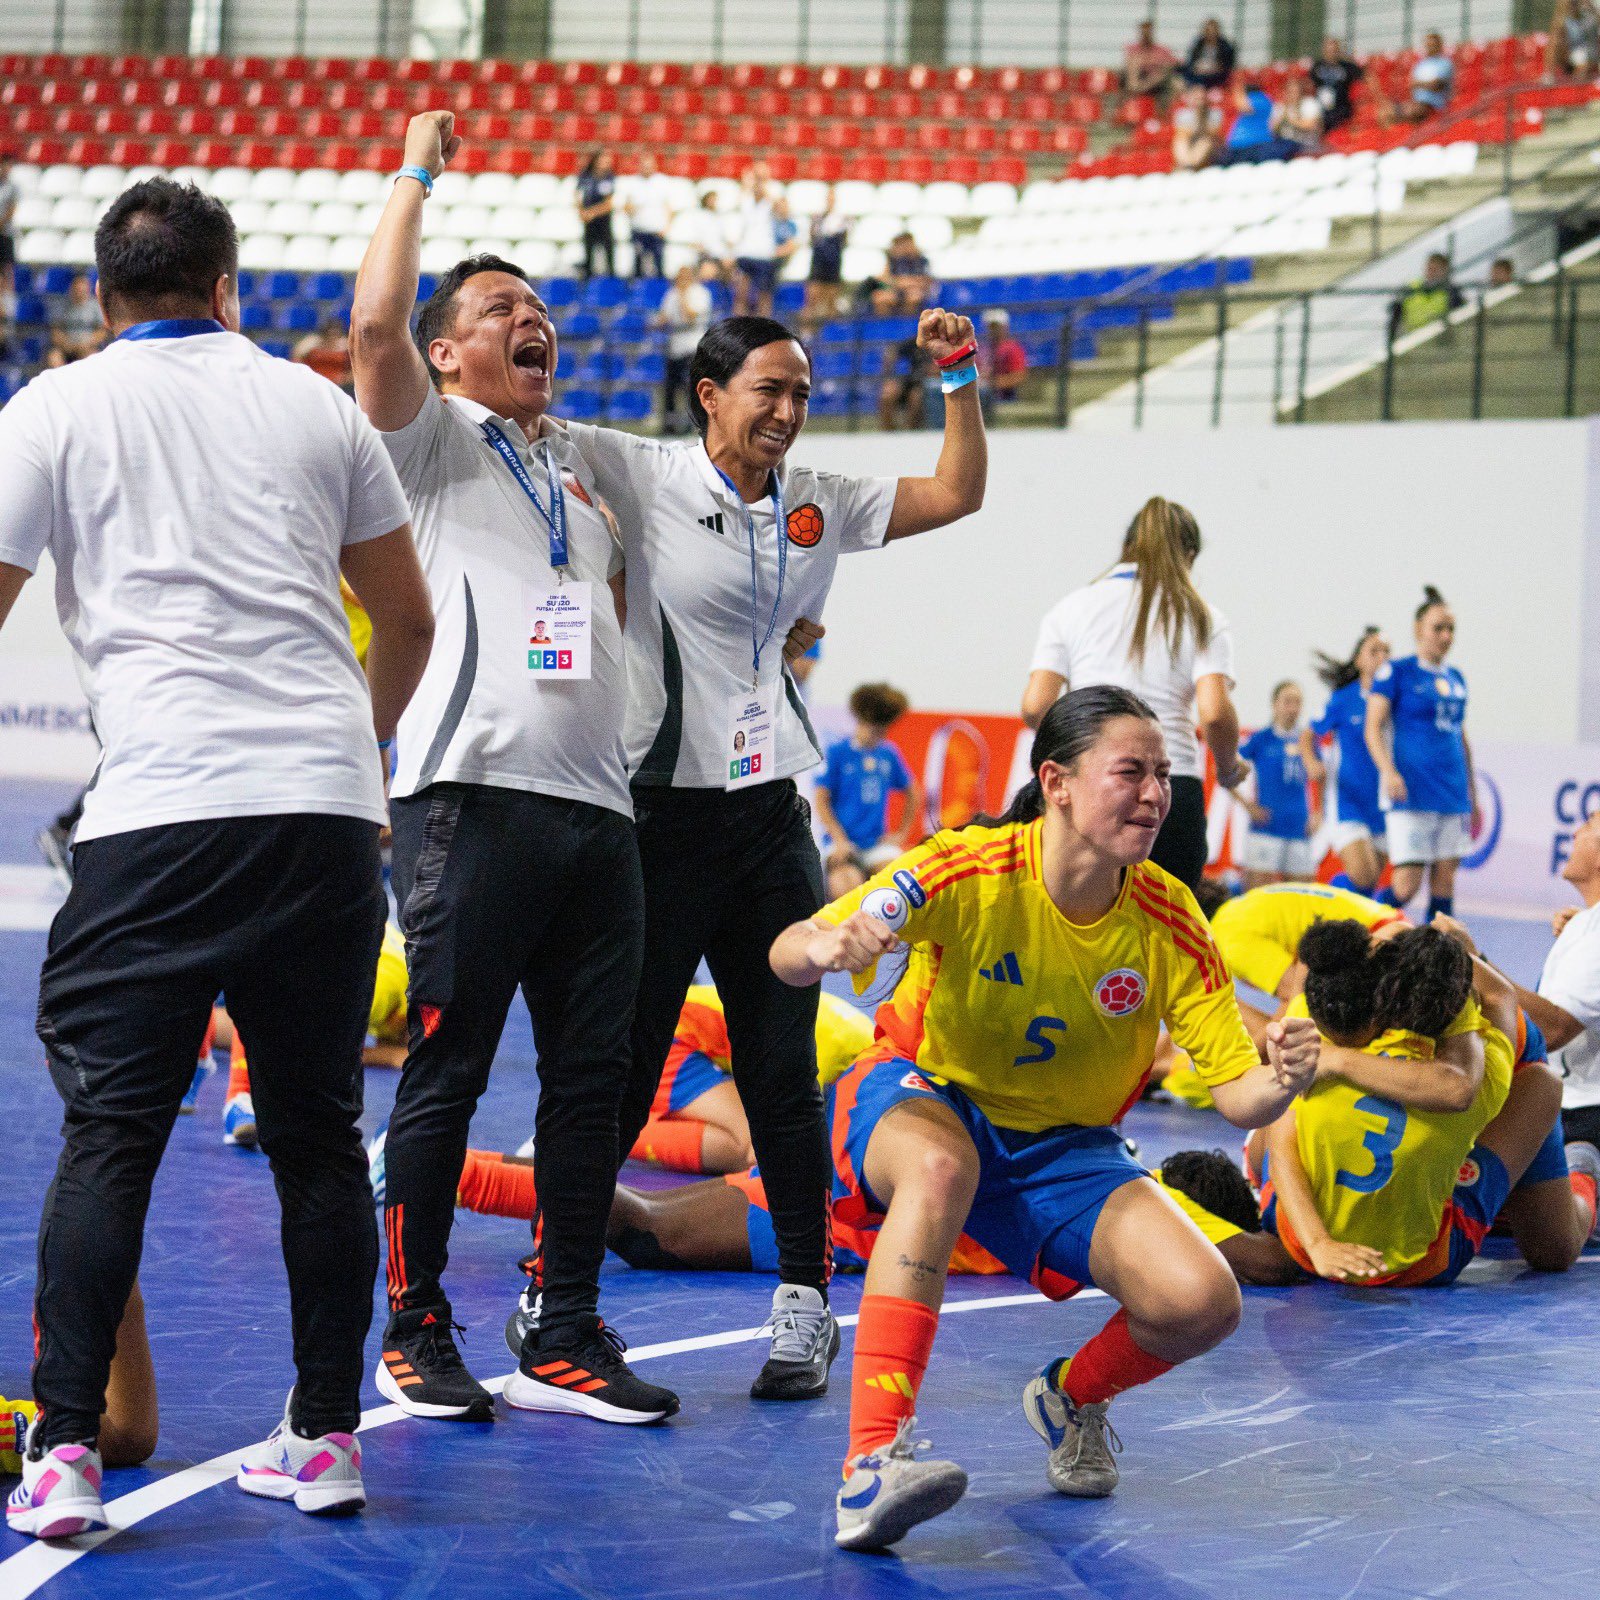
[771,687,1321,1552]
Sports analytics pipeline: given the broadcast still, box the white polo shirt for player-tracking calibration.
[1539,902,1600,1108]
[627,171,674,236]
[1029,563,1234,780]
[558,423,896,789]
[0,325,408,843]
[382,389,631,818]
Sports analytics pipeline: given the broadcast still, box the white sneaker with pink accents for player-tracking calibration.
[5,1416,108,1540]
[235,1393,365,1516]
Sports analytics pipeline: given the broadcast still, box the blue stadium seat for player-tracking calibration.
[0,370,23,404]
[1226,258,1253,285]
[942,281,979,308]
[855,345,885,377]
[310,272,348,303]
[623,351,665,384]
[417,274,439,302]
[562,388,603,420]
[811,348,854,380]
[606,388,653,422]
[580,276,628,310]
[18,337,46,366]
[807,382,856,417]
[1009,309,1059,335]
[625,277,667,309]
[542,277,579,309]
[235,271,257,299]
[775,282,805,315]
[264,272,301,301]
[12,266,34,295]
[278,305,319,333]
[861,316,918,343]
[554,348,578,378]
[576,349,621,382]
[240,304,272,332]
[610,309,649,342]
[814,319,856,344]
[562,310,602,342]
[14,295,46,328]
[40,266,75,296]
[707,281,734,316]
[260,339,292,360]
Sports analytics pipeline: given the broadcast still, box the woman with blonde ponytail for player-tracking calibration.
[1022,496,1246,888]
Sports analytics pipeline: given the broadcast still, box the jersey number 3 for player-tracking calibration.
[1014,1016,1068,1067]
[1335,1095,1408,1193]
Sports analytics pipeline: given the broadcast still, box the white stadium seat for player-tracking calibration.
[238,233,287,270]
[16,228,66,265]
[283,236,331,271]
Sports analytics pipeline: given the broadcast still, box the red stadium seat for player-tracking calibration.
[843,153,889,182]
[80,81,119,108]
[373,84,411,112]
[192,139,234,167]
[689,62,727,89]
[56,108,95,135]
[619,86,661,115]
[899,155,936,183]
[288,83,328,111]
[493,83,533,112]
[644,62,684,88]
[518,60,559,85]
[218,109,260,137]
[474,112,511,141]
[278,139,318,168]
[489,146,535,175]
[684,115,726,146]
[730,117,773,147]
[259,111,297,139]
[905,64,941,92]
[177,108,219,137]
[773,118,816,150]
[23,138,68,165]
[512,112,557,143]
[775,65,810,90]
[13,108,50,135]
[440,59,475,84]
[576,85,620,114]
[229,56,271,81]
[321,58,354,81]
[396,60,434,84]
[303,112,340,139]
[134,108,176,136]
[765,152,798,179]
[108,55,150,79]
[149,138,194,167]
[561,61,599,86]
[604,61,641,87]
[234,139,275,167]
[95,108,135,136]
[707,151,744,178]
[913,122,953,151]
[194,56,229,81]
[536,86,576,114]
[944,156,981,184]
[322,141,365,172]
[1,82,42,107]
[353,58,393,82]
[244,82,285,109]
[479,60,519,85]
[731,63,767,89]
[1047,124,1088,156]
[95,137,137,164]
[343,110,386,140]
[555,113,599,144]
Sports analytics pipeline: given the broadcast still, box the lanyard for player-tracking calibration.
[714,465,786,688]
[116,319,226,341]
[481,421,568,571]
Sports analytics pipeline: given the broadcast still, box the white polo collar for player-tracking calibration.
[692,441,789,509]
[446,394,555,461]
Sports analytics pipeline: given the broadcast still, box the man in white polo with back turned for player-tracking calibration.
[351,110,679,1428]
[0,176,435,1538]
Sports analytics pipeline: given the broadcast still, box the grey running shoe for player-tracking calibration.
[835,1416,968,1550]
[1565,1142,1600,1244]
[1023,1367,1122,1498]
[751,1283,840,1400]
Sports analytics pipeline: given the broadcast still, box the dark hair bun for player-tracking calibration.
[1422,584,1446,606]
[1298,918,1371,973]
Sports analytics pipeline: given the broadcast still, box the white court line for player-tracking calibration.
[0,1287,1063,1596]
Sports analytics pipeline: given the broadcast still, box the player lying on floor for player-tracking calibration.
[1248,919,1599,1285]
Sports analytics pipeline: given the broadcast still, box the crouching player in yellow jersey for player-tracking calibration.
[1251,919,1597,1285]
[770,688,1321,1552]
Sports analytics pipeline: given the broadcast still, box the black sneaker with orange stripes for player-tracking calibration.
[375,1305,495,1421]
[502,1320,679,1425]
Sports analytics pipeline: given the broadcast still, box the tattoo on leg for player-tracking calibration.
[896,1253,943,1283]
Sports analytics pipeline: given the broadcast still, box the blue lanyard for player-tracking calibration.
[481,421,568,570]
[116,319,226,341]
[714,465,786,687]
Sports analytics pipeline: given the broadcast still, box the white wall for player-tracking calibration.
[793,418,1593,746]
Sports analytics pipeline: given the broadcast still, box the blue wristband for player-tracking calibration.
[377,739,393,752]
[396,165,434,197]
[940,362,979,394]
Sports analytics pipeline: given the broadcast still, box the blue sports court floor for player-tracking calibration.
[1,776,1597,1600]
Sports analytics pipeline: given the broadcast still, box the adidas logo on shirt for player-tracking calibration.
[978,953,1024,985]
[697,512,725,536]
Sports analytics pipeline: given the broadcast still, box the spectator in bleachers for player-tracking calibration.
[1389,31,1455,124]
[732,161,780,317]
[1123,20,1179,102]
[654,263,712,435]
[50,273,106,362]
[1181,18,1237,91]
[1487,256,1515,290]
[576,149,618,280]
[1389,251,1465,337]
[773,197,801,287]
[859,231,934,318]
[1216,79,1301,166]
[625,152,673,281]
[1172,85,1224,169]
[877,332,935,431]
[293,317,353,391]
[687,190,733,283]
[979,310,1027,412]
[1309,36,1371,134]
[1277,73,1326,153]
[1547,0,1600,81]
[805,187,850,319]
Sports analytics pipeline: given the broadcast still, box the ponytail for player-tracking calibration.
[1314,626,1380,691]
[983,685,1159,827]
[1414,584,1447,622]
[1120,496,1211,665]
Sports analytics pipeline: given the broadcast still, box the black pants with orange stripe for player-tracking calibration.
[623,780,831,1294]
[384,784,642,1340]
[33,814,383,1447]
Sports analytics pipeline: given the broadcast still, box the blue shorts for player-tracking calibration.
[733,1168,871,1275]
[829,1053,1147,1298]
[736,258,778,293]
[1512,1013,1569,1189]
[652,1049,725,1118]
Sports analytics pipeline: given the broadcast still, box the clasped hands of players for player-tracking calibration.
[1260,1016,1319,1095]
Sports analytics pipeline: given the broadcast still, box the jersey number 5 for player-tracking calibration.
[1014,1016,1068,1067]
[1334,1095,1408,1193]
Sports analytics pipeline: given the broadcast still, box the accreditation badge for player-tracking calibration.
[725,685,776,790]
[527,583,592,680]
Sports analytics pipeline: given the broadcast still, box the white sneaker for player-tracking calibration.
[750,1283,840,1400]
[5,1415,107,1540]
[222,1093,258,1149]
[1023,1365,1122,1498]
[834,1416,967,1550]
[513,1133,536,1159]
[1565,1142,1600,1243]
[235,1393,365,1516]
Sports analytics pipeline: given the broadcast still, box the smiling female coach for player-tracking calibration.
[548,305,986,1401]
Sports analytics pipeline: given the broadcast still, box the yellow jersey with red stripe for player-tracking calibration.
[673,984,875,1088]
[1211,882,1402,996]
[814,821,1259,1133]
[1281,994,1513,1277]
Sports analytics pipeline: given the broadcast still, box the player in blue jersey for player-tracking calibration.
[1366,587,1477,918]
[1239,682,1316,887]
[1305,627,1391,893]
[813,683,924,900]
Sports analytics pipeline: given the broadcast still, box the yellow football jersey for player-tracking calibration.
[3,1396,37,1475]
[1211,882,1400,997]
[1153,1174,1243,1247]
[341,578,372,668]
[1286,994,1512,1273]
[815,821,1258,1133]
[369,921,409,1045]
[679,984,875,1088]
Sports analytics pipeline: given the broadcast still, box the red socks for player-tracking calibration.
[845,1294,939,1471]
[226,1030,251,1100]
[456,1150,537,1219]
[1057,1309,1174,1409]
[628,1117,708,1173]
[1571,1171,1597,1236]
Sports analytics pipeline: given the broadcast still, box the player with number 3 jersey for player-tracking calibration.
[771,687,1320,1552]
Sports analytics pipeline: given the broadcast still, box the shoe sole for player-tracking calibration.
[502,1370,674,1424]
[236,1470,366,1515]
[835,1464,968,1550]
[7,1498,108,1540]
[223,1127,259,1150]
[375,1358,495,1420]
[750,1318,842,1401]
